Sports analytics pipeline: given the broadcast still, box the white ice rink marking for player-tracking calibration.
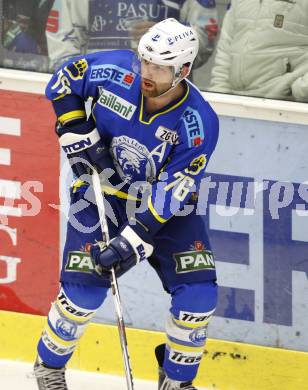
[0,360,210,389]
[0,360,157,390]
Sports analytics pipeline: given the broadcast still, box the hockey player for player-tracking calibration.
[34,18,219,390]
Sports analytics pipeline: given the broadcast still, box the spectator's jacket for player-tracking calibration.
[46,0,218,70]
[209,0,308,101]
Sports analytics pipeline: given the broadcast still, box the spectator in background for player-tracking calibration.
[46,0,219,73]
[209,0,308,102]
[2,0,55,71]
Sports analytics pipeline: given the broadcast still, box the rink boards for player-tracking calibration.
[0,310,307,390]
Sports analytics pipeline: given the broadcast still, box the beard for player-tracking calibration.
[141,78,171,98]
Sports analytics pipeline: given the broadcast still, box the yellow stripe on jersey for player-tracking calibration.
[102,185,140,201]
[148,196,168,223]
[139,84,190,125]
[72,179,86,193]
[58,110,86,125]
[72,180,140,201]
[53,93,66,101]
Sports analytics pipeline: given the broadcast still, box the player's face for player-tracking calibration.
[140,60,174,97]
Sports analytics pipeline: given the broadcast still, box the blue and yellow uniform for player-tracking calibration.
[39,49,219,383]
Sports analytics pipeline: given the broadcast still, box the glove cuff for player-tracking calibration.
[120,225,154,263]
[59,128,100,155]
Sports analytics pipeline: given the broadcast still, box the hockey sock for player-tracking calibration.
[163,281,217,381]
[37,283,108,368]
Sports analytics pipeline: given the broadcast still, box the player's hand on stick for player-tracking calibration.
[90,223,154,276]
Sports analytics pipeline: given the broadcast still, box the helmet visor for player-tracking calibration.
[132,55,175,84]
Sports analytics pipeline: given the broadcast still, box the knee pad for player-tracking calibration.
[39,288,97,360]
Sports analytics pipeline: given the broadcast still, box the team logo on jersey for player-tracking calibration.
[98,89,136,120]
[66,251,96,274]
[173,246,215,274]
[155,126,179,145]
[182,107,204,147]
[110,136,156,183]
[90,64,136,89]
[65,59,88,80]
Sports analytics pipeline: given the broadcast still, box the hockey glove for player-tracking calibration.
[56,118,119,180]
[90,223,154,277]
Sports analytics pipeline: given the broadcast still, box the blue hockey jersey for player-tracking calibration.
[46,50,219,235]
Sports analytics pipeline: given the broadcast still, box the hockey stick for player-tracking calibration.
[91,168,135,390]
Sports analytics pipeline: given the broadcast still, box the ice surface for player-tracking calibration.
[0,360,157,390]
[0,360,211,389]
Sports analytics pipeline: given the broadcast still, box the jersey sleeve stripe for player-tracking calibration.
[58,110,86,125]
[53,93,66,101]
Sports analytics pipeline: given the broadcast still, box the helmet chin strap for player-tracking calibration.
[152,66,185,98]
[154,80,179,98]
